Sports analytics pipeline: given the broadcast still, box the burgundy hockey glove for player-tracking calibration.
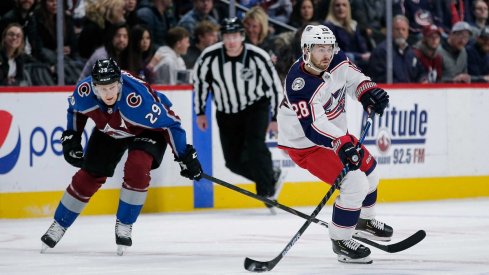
[333,135,364,170]
[360,88,389,116]
[61,130,84,168]
[177,145,203,180]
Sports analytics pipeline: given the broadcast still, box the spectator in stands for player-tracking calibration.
[178,0,220,42]
[311,0,330,20]
[438,21,472,83]
[469,0,488,37]
[126,24,156,82]
[0,0,42,59]
[35,0,82,85]
[369,15,427,83]
[182,20,219,69]
[260,0,293,24]
[0,23,29,85]
[124,0,139,27]
[147,26,190,84]
[324,0,370,70]
[136,0,175,47]
[243,6,274,54]
[466,26,489,82]
[393,0,446,44]
[350,0,385,50]
[78,0,126,60]
[79,22,130,80]
[288,0,317,28]
[414,24,444,83]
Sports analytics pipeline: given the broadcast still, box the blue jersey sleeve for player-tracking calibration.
[119,74,189,157]
[66,78,98,134]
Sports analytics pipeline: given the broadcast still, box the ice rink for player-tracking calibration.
[1,198,488,275]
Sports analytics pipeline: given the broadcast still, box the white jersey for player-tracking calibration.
[277,51,374,149]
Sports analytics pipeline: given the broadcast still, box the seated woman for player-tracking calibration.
[0,23,29,86]
[324,0,370,70]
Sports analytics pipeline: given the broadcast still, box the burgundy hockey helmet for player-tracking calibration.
[91,58,121,85]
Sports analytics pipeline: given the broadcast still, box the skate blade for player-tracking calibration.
[117,245,128,256]
[268,207,277,215]
[337,254,373,264]
[354,230,392,242]
[40,243,49,254]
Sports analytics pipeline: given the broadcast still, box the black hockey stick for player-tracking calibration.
[202,173,426,254]
[244,112,375,272]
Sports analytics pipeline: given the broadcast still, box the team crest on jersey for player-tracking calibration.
[291,77,305,91]
[240,68,255,81]
[77,82,91,97]
[126,92,142,108]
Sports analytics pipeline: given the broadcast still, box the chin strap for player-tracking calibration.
[303,52,327,74]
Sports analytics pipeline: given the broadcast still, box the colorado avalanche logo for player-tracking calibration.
[240,68,254,81]
[126,92,142,108]
[0,110,21,174]
[376,128,391,154]
[77,82,91,97]
[292,77,305,91]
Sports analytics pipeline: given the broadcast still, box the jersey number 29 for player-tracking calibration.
[145,104,161,124]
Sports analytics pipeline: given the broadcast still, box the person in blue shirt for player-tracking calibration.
[40,58,202,256]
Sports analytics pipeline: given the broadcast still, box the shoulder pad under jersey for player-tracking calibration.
[69,77,99,113]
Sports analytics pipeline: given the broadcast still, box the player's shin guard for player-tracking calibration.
[41,192,88,252]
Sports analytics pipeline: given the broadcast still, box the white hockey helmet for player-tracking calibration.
[301,24,338,72]
[301,24,336,50]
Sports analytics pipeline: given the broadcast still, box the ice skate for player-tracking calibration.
[40,221,66,253]
[265,168,287,214]
[115,219,132,256]
[354,218,393,241]
[331,239,372,264]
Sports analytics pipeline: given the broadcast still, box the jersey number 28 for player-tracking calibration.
[291,101,310,119]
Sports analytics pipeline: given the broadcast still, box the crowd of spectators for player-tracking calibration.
[0,0,488,86]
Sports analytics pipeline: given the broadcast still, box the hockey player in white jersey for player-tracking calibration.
[277,25,391,264]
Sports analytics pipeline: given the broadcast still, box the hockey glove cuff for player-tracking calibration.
[177,145,203,180]
[359,87,389,116]
[333,135,364,170]
[61,130,84,168]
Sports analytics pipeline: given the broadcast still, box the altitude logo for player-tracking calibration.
[363,104,427,165]
[0,110,21,174]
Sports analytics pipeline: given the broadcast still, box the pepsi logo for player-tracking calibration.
[0,110,21,174]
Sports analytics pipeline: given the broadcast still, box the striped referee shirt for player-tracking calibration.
[193,42,282,120]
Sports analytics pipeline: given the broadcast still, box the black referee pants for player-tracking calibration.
[216,98,275,197]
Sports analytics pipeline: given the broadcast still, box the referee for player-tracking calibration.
[193,17,285,209]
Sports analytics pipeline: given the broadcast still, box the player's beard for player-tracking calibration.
[311,58,330,71]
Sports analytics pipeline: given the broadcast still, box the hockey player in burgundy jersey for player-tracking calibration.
[41,58,202,255]
[277,25,392,264]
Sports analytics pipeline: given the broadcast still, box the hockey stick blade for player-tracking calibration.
[354,230,426,253]
[244,257,274,273]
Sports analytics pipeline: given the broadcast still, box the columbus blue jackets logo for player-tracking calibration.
[240,68,255,81]
[0,110,21,174]
[291,77,305,91]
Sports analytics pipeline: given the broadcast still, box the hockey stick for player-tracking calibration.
[202,173,426,254]
[244,111,375,272]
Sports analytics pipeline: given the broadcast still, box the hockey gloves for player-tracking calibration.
[360,87,389,116]
[61,130,84,168]
[333,135,364,171]
[177,145,203,180]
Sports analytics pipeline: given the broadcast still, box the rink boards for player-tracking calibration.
[0,84,488,218]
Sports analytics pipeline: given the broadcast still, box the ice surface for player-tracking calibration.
[1,198,488,274]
